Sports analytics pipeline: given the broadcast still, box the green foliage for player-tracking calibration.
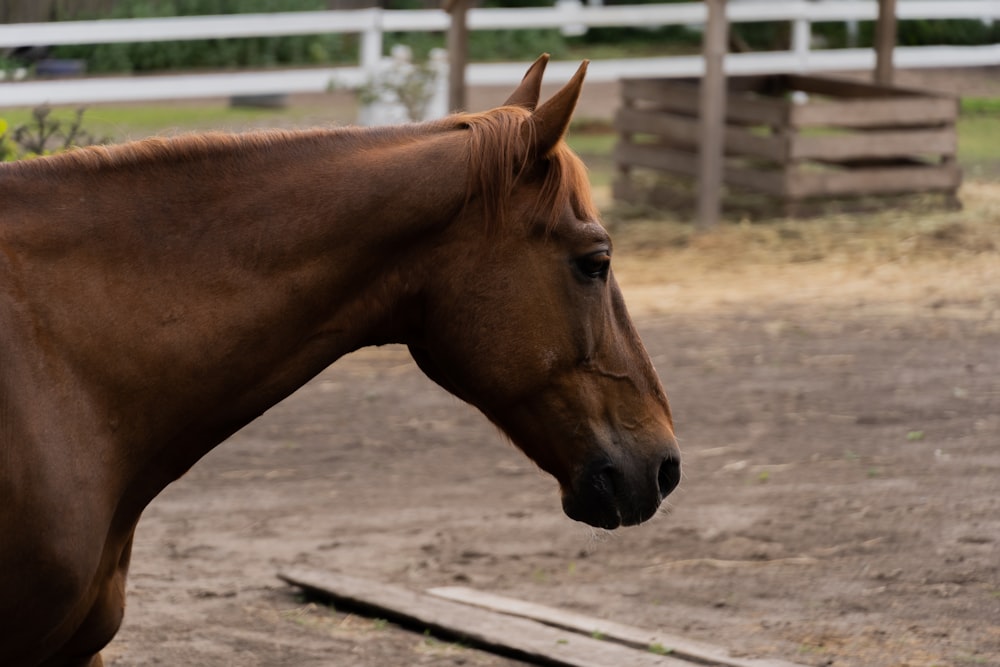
[575,24,701,56]
[0,119,15,162]
[385,27,569,64]
[729,18,999,51]
[813,18,1000,49]
[0,107,108,161]
[471,28,569,61]
[896,19,1000,47]
[51,0,356,73]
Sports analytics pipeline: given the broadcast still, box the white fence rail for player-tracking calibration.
[1,0,998,108]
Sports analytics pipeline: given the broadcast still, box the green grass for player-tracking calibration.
[958,114,1000,171]
[961,97,1000,115]
[0,98,354,145]
[87,105,282,133]
[2,104,284,143]
[648,642,673,655]
[566,130,616,157]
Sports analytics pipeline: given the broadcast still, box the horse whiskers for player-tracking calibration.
[585,526,615,544]
[656,499,676,519]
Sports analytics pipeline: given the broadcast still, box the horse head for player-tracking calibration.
[408,55,680,529]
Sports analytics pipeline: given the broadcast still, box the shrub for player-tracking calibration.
[0,119,15,161]
[0,107,108,161]
[50,0,356,73]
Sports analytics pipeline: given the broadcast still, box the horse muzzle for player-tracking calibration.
[561,451,681,529]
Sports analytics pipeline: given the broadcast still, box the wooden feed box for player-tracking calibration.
[613,74,962,215]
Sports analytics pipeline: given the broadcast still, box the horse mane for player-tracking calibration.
[438,105,598,234]
[0,128,350,176]
[2,108,596,233]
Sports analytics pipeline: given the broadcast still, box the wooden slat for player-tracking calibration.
[790,127,957,161]
[621,78,788,126]
[790,97,957,128]
[726,74,783,95]
[621,79,700,117]
[614,107,701,147]
[784,74,924,99]
[615,108,786,161]
[724,96,789,127]
[723,165,788,197]
[429,586,808,667]
[279,569,691,667]
[614,142,788,197]
[723,126,786,162]
[615,141,700,177]
[787,163,962,198]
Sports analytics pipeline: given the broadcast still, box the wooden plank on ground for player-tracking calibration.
[279,569,692,667]
[429,586,807,667]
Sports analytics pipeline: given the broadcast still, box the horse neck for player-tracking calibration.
[1,126,469,481]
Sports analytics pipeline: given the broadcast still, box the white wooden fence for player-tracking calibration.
[1,0,998,108]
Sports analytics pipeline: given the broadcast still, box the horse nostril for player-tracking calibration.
[591,460,617,499]
[657,456,681,499]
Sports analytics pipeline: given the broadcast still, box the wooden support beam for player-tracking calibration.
[874,0,898,85]
[445,0,470,112]
[696,0,729,229]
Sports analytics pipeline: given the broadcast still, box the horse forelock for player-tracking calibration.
[441,106,598,234]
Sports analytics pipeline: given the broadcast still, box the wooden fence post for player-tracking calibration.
[696,0,728,229]
[445,0,470,112]
[875,0,897,85]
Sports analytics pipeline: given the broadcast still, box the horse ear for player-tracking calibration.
[503,53,550,110]
[530,60,589,157]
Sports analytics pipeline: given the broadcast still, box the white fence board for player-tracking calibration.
[3,1,997,48]
[1,1,998,108]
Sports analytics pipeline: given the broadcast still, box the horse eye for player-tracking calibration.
[575,251,611,280]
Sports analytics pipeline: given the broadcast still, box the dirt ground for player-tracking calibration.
[93,67,1000,667]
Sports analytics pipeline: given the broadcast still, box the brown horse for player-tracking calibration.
[0,55,679,666]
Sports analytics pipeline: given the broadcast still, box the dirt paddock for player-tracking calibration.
[96,178,1000,667]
